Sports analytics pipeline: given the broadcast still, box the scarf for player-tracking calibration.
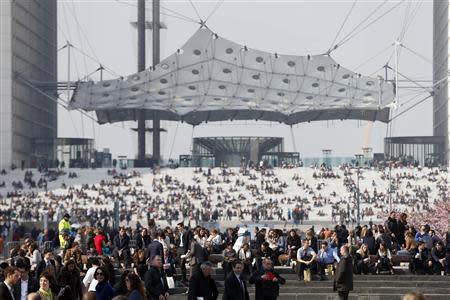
[39,288,53,300]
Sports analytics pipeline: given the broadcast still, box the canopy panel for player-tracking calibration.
[69,27,394,125]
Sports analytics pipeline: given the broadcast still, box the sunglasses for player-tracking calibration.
[95,272,104,276]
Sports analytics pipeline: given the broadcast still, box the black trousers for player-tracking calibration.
[112,248,131,267]
[177,247,187,281]
[317,262,333,276]
[338,291,349,300]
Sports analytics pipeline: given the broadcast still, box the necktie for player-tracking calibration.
[238,277,245,298]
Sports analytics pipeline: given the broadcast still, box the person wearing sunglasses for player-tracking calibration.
[94,266,114,300]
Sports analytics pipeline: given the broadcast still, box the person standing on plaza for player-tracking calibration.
[223,260,249,300]
[333,245,353,300]
[58,213,71,249]
[249,258,285,300]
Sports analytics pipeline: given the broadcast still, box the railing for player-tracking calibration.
[3,241,22,259]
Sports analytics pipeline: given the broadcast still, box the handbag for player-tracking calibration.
[303,269,311,282]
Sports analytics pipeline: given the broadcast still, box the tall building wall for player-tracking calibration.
[0,0,57,169]
[433,0,450,164]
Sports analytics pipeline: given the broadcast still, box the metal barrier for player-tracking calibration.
[4,241,22,259]
[43,241,53,251]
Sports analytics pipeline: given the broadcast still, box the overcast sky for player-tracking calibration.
[56,0,432,160]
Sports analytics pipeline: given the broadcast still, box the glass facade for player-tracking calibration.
[384,136,445,166]
[0,0,57,169]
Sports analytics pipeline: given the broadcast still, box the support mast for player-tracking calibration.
[152,0,161,163]
[137,0,146,163]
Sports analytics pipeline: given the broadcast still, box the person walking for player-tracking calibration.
[176,223,192,284]
[0,266,20,300]
[223,260,249,300]
[333,245,353,300]
[144,255,169,300]
[249,258,285,300]
[187,262,218,300]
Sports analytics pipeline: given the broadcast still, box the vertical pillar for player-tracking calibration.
[152,0,161,163]
[137,0,146,162]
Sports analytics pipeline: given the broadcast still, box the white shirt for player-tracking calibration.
[179,232,184,247]
[88,279,98,292]
[210,235,222,246]
[83,266,98,289]
[20,279,28,300]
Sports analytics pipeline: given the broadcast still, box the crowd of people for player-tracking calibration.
[0,208,448,299]
[0,162,447,299]
[0,162,447,232]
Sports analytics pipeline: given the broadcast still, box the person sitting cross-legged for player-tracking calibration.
[296,238,317,281]
[112,227,131,268]
[316,241,340,280]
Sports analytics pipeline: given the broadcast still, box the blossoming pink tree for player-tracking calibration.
[379,200,450,237]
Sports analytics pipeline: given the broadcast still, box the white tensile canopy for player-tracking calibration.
[69,27,395,125]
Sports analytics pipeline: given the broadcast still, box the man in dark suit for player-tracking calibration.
[255,242,274,271]
[333,245,353,300]
[223,260,249,300]
[249,258,285,300]
[144,255,169,300]
[188,262,218,300]
[176,223,192,282]
[188,238,207,276]
[147,231,164,261]
[112,227,131,268]
[0,266,20,300]
[35,249,56,280]
[13,259,38,300]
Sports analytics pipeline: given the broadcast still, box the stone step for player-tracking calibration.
[169,294,450,300]
[213,279,450,288]
[215,287,450,294]
[210,272,439,281]
[202,265,410,275]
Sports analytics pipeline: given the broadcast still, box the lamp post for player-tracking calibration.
[353,154,364,226]
[352,158,361,226]
[356,167,361,226]
[388,161,393,212]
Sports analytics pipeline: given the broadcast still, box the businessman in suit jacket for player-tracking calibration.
[144,255,169,300]
[35,249,56,281]
[0,266,21,300]
[223,260,249,300]
[176,223,193,282]
[147,231,164,261]
[13,259,38,300]
[188,238,207,276]
[333,245,353,300]
[188,262,218,300]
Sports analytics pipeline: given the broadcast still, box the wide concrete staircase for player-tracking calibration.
[169,267,450,300]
